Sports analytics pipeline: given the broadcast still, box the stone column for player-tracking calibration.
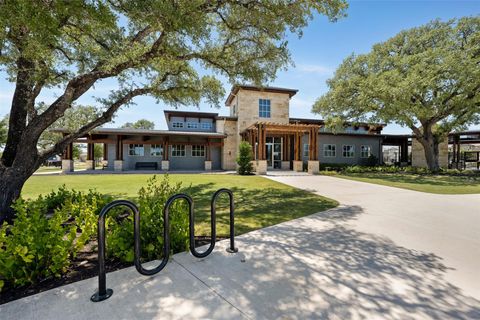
[161,160,170,171]
[85,160,95,170]
[204,160,212,171]
[114,160,124,172]
[307,161,319,174]
[255,160,267,175]
[281,161,290,170]
[62,160,74,173]
[293,160,303,172]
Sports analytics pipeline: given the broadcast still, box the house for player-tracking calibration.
[58,85,406,174]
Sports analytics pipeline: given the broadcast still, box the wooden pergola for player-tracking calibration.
[241,122,321,162]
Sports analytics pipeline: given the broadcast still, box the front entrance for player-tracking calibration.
[266,137,282,169]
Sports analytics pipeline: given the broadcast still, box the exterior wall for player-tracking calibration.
[167,116,215,132]
[235,89,290,133]
[412,138,448,168]
[123,143,164,170]
[217,119,238,170]
[301,134,383,166]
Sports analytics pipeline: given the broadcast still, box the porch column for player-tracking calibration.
[114,135,124,171]
[205,138,212,171]
[281,134,290,170]
[162,137,169,170]
[256,123,267,175]
[400,139,408,163]
[293,132,302,172]
[307,127,319,174]
[62,142,74,173]
[86,143,95,170]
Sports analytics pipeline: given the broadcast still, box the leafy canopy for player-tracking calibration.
[0,117,7,148]
[313,17,480,139]
[121,119,155,130]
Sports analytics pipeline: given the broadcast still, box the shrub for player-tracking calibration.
[0,189,111,292]
[107,175,190,263]
[236,141,253,175]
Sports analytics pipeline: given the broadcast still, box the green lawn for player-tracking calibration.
[332,173,480,194]
[23,174,338,236]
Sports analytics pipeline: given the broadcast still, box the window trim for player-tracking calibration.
[258,98,271,118]
[150,144,163,157]
[200,122,213,130]
[128,144,145,157]
[342,145,355,158]
[323,144,336,158]
[171,144,186,157]
[172,122,184,128]
[187,122,199,129]
[191,145,206,157]
[360,145,371,158]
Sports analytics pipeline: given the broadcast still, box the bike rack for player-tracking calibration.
[91,189,237,302]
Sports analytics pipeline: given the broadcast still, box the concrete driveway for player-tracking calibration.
[1,175,479,319]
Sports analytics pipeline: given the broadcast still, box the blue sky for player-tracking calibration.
[0,1,479,134]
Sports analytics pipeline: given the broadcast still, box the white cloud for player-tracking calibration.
[296,64,333,76]
[290,96,314,109]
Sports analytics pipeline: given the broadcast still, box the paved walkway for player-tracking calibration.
[1,176,479,319]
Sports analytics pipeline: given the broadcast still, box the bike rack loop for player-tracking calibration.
[91,200,139,302]
[211,188,238,253]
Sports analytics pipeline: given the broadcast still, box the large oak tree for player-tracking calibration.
[313,17,480,171]
[0,0,347,221]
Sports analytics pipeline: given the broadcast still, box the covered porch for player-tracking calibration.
[241,122,321,174]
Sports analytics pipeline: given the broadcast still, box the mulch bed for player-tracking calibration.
[0,236,225,305]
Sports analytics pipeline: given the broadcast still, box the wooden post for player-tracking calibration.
[115,136,123,161]
[103,143,108,161]
[207,138,211,161]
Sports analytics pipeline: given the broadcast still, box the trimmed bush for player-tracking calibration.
[236,141,253,175]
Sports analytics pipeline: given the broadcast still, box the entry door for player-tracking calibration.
[266,142,273,168]
[266,137,283,169]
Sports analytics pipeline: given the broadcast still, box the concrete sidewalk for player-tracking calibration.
[1,176,479,319]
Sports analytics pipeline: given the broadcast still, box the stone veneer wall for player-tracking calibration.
[217,119,238,170]
[411,138,448,168]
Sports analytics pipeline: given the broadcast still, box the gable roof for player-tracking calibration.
[225,85,298,105]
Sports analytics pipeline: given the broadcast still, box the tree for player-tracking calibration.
[72,144,81,160]
[0,1,347,221]
[236,141,253,175]
[94,144,103,164]
[313,17,480,172]
[121,119,155,130]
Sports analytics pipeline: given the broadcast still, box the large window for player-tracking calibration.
[201,122,212,130]
[172,122,184,128]
[343,145,355,158]
[361,145,371,158]
[323,144,336,157]
[187,122,198,129]
[259,99,271,118]
[150,144,163,157]
[171,145,186,157]
[303,143,309,158]
[128,144,144,156]
[191,145,205,157]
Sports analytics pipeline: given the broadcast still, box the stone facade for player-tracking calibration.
[217,119,238,170]
[307,161,319,174]
[255,160,267,175]
[204,160,212,171]
[62,160,74,173]
[293,160,303,172]
[411,138,448,168]
[114,160,124,171]
[161,160,169,171]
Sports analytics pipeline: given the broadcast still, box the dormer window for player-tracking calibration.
[187,122,198,129]
[201,122,212,130]
[259,99,271,118]
[172,122,184,128]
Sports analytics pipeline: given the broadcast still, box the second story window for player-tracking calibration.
[259,99,271,118]
[187,122,198,129]
[201,122,212,130]
[172,122,184,128]
[128,144,144,156]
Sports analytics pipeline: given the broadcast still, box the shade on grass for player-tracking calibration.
[335,173,480,194]
[23,174,338,236]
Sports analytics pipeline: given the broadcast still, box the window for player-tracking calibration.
[343,145,355,158]
[150,144,163,157]
[191,145,205,157]
[171,145,185,157]
[361,145,371,158]
[172,122,184,128]
[201,122,212,130]
[259,99,271,118]
[128,144,144,156]
[303,143,309,158]
[187,122,198,129]
[323,144,336,157]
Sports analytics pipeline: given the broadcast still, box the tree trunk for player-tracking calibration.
[0,168,30,223]
[418,133,440,173]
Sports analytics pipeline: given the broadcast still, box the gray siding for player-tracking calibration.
[167,116,215,132]
[302,134,382,165]
[123,144,164,170]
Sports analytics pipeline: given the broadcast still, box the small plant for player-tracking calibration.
[236,141,253,175]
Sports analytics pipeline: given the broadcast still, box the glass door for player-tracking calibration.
[266,137,283,169]
[266,142,273,168]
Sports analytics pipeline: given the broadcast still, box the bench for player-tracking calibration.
[135,162,158,170]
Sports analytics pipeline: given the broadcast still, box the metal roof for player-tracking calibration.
[52,128,227,138]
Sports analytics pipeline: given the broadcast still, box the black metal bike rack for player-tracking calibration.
[91,189,237,302]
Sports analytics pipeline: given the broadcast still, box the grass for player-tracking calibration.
[330,172,480,194]
[23,174,338,236]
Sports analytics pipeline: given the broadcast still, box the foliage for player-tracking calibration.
[107,175,189,263]
[0,189,112,291]
[93,144,103,161]
[121,119,155,130]
[0,116,7,148]
[313,17,480,171]
[72,145,81,160]
[236,141,253,175]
